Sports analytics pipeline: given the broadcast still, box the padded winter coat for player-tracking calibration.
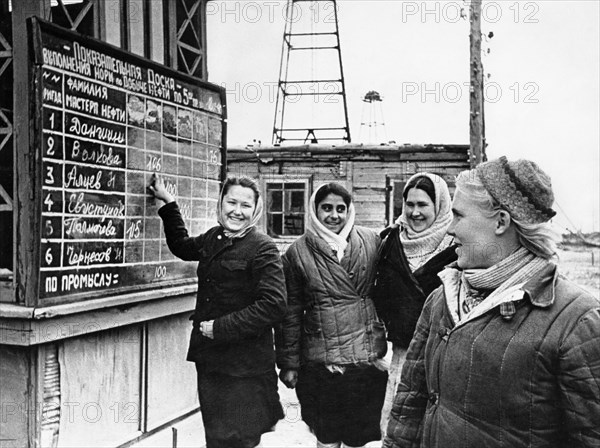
[373,225,457,348]
[275,226,387,369]
[383,263,600,448]
[158,202,287,377]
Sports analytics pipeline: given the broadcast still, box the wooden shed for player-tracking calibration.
[227,143,471,252]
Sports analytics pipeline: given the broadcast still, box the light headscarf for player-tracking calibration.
[395,172,453,270]
[306,185,356,262]
[216,181,264,239]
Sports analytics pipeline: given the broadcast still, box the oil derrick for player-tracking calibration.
[358,90,387,144]
[272,0,350,145]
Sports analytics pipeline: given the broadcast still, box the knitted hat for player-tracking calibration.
[476,156,556,224]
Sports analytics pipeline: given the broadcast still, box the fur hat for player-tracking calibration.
[476,156,556,224]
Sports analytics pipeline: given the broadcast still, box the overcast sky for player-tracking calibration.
[206,0,600,232]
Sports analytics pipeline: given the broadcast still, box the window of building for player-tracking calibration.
[266,181,307,237]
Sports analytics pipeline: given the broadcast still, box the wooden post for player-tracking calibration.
[469,0,485,167]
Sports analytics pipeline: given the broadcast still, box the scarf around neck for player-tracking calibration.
[216,189,264,239]
[441,247,551,323]
[305,188,356,262]
[395,172,453,271]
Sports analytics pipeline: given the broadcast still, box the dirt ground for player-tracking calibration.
[557,245,600,300]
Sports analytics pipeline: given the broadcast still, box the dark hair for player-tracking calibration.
[314,183,352,207]
[403,176,435,203]
[222,176,260,205]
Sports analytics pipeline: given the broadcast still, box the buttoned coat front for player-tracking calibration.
[159,202,287,377]
[383,264,600,448]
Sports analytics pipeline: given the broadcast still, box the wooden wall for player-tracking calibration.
[227,148,469,232]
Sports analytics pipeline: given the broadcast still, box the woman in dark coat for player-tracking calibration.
[276,183,387,448]
[373,173,456,435]
[150,175,286,448]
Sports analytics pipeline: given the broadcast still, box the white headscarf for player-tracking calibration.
[216,182,264,239]
[395,172,453,270]
[306,185,356,262]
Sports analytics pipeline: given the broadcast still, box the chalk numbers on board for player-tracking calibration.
[209,149,218,164]
[42,243,60,268]
[146,154,162,172]
[154,265,167,279]
[125,220,142,240]
[44,193,54,211]
[45,166,55,185]
[45,220,54,237]
[46,135,55,156]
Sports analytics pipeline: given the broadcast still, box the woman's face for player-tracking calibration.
[220,185,256,232]
[404,187,435,233]
[317,193,348,234]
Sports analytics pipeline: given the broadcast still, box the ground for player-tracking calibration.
[557,245,600,299]
[132,378,383,447]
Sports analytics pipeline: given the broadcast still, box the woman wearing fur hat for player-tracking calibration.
[275,183,388,448]
[373,173,457,436]
[383,157,600,448]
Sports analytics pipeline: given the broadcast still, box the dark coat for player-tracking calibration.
[158,202,287,377]
[373,226,457,348]
[275,226,387,369]
[383,264,600,448]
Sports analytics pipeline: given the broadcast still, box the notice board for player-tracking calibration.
[30,19,226,304]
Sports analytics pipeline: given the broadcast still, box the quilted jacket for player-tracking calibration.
[275,226,387,369]
[158,202,287,376]
[383,263,600,448]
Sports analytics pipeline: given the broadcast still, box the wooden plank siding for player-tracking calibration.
[227,143,470,232]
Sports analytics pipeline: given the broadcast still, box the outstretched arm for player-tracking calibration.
[155,173,204,261]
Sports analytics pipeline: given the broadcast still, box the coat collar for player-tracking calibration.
[442,259,559,313]
[305,228,355,262]
[522,262,558,308]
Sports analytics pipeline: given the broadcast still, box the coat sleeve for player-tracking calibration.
[212,240,287,341]
[558,305,600,446]
[158,201,204,261]
[274,247,305,370]
[383,291,435,448]
[373,231,394,328]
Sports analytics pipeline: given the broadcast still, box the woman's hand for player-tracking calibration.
[199,320,214,339]
[279,369,298,389]
[148,173,175,205]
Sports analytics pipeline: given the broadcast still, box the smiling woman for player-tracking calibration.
[275,182,388,448]
[149,174,286,448]
[374,172,457,436]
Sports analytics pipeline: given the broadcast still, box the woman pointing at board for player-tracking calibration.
[149,174,287,448]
